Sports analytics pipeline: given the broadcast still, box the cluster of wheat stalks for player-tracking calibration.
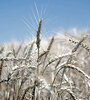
[0,19,90,100]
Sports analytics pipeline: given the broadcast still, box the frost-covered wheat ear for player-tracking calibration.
[69,37,90,53]
[36,18,43,74]
[36,18,43,60]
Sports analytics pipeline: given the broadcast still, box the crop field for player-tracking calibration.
[0,18,90,100]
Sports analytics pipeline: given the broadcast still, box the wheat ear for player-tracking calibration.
[44,37,54,63]
[36,18,42,74]
[69,37,90,53]
[0,60,4,77]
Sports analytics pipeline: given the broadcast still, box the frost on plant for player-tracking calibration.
[0,23,90,100]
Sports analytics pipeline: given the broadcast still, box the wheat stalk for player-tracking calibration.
[58,88,77,100]
[42,53,72,74]
[21,85,33,100]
